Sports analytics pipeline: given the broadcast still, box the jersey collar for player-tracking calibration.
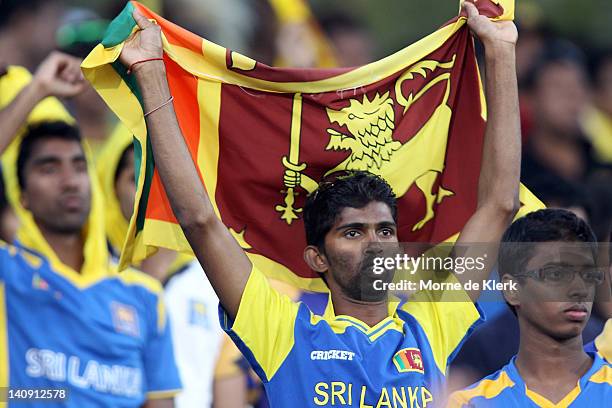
[322,292,404,339]
[505,352,605,408]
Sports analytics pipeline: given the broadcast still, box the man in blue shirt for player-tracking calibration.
[449,209,612,407]
[0,54,181,407]
[0,239,180,407]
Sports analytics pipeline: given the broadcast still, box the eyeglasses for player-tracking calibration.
[514,265,605,286]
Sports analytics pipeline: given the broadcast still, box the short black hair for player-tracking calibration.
[114,144,135,184]
[303,171,397,249]
[0,0,47,28]
[499,209,597,279]
[17,121,82,190]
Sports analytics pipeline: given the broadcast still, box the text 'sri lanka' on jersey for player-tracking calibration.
[0,242,182,407]
[220,265,483,407]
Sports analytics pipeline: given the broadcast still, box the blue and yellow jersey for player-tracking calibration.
[585,319,611,363]
[0,242,181,407]
[448,353,612,407]
[220,266,482,407]
[0,63,181,406]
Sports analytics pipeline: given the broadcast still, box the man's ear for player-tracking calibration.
[502,274,520,309]
[304,245,328,273]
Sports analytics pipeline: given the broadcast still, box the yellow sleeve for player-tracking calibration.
[220,265,300,382]
[400,272,482,376]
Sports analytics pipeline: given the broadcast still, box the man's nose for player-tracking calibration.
[60,167,83,190]
[566,273,590,301]
[364,231,384,255]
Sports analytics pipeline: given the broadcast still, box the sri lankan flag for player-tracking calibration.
[83,0,542,291]
[393,348,425,374]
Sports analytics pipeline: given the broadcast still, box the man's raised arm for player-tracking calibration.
[0,52,84,154]
[454,2,521,300]
[119,11,251,318]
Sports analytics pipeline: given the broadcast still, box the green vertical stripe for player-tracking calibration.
[101,2,136,47]
[394,354,407,371]
[104,1,155,234]
[110,60,153,233]
[133,138,155,233]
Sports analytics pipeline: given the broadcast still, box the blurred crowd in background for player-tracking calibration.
[1,0,611,406]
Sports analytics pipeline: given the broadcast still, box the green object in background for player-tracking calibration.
[56,7,111,58]
[57,19,110,49]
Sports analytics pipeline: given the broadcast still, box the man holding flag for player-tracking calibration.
[108,0,521,405]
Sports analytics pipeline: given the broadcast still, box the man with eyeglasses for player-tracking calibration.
[449,208,612,407]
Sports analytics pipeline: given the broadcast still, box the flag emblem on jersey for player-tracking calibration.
[393,348,425,374]
[32,273,49,291]
[189,299,210,328]
[82,0,542,291]
[111,302,140,337]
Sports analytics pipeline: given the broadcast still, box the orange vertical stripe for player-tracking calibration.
[145,55,202,223]
[133,1,203,54]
